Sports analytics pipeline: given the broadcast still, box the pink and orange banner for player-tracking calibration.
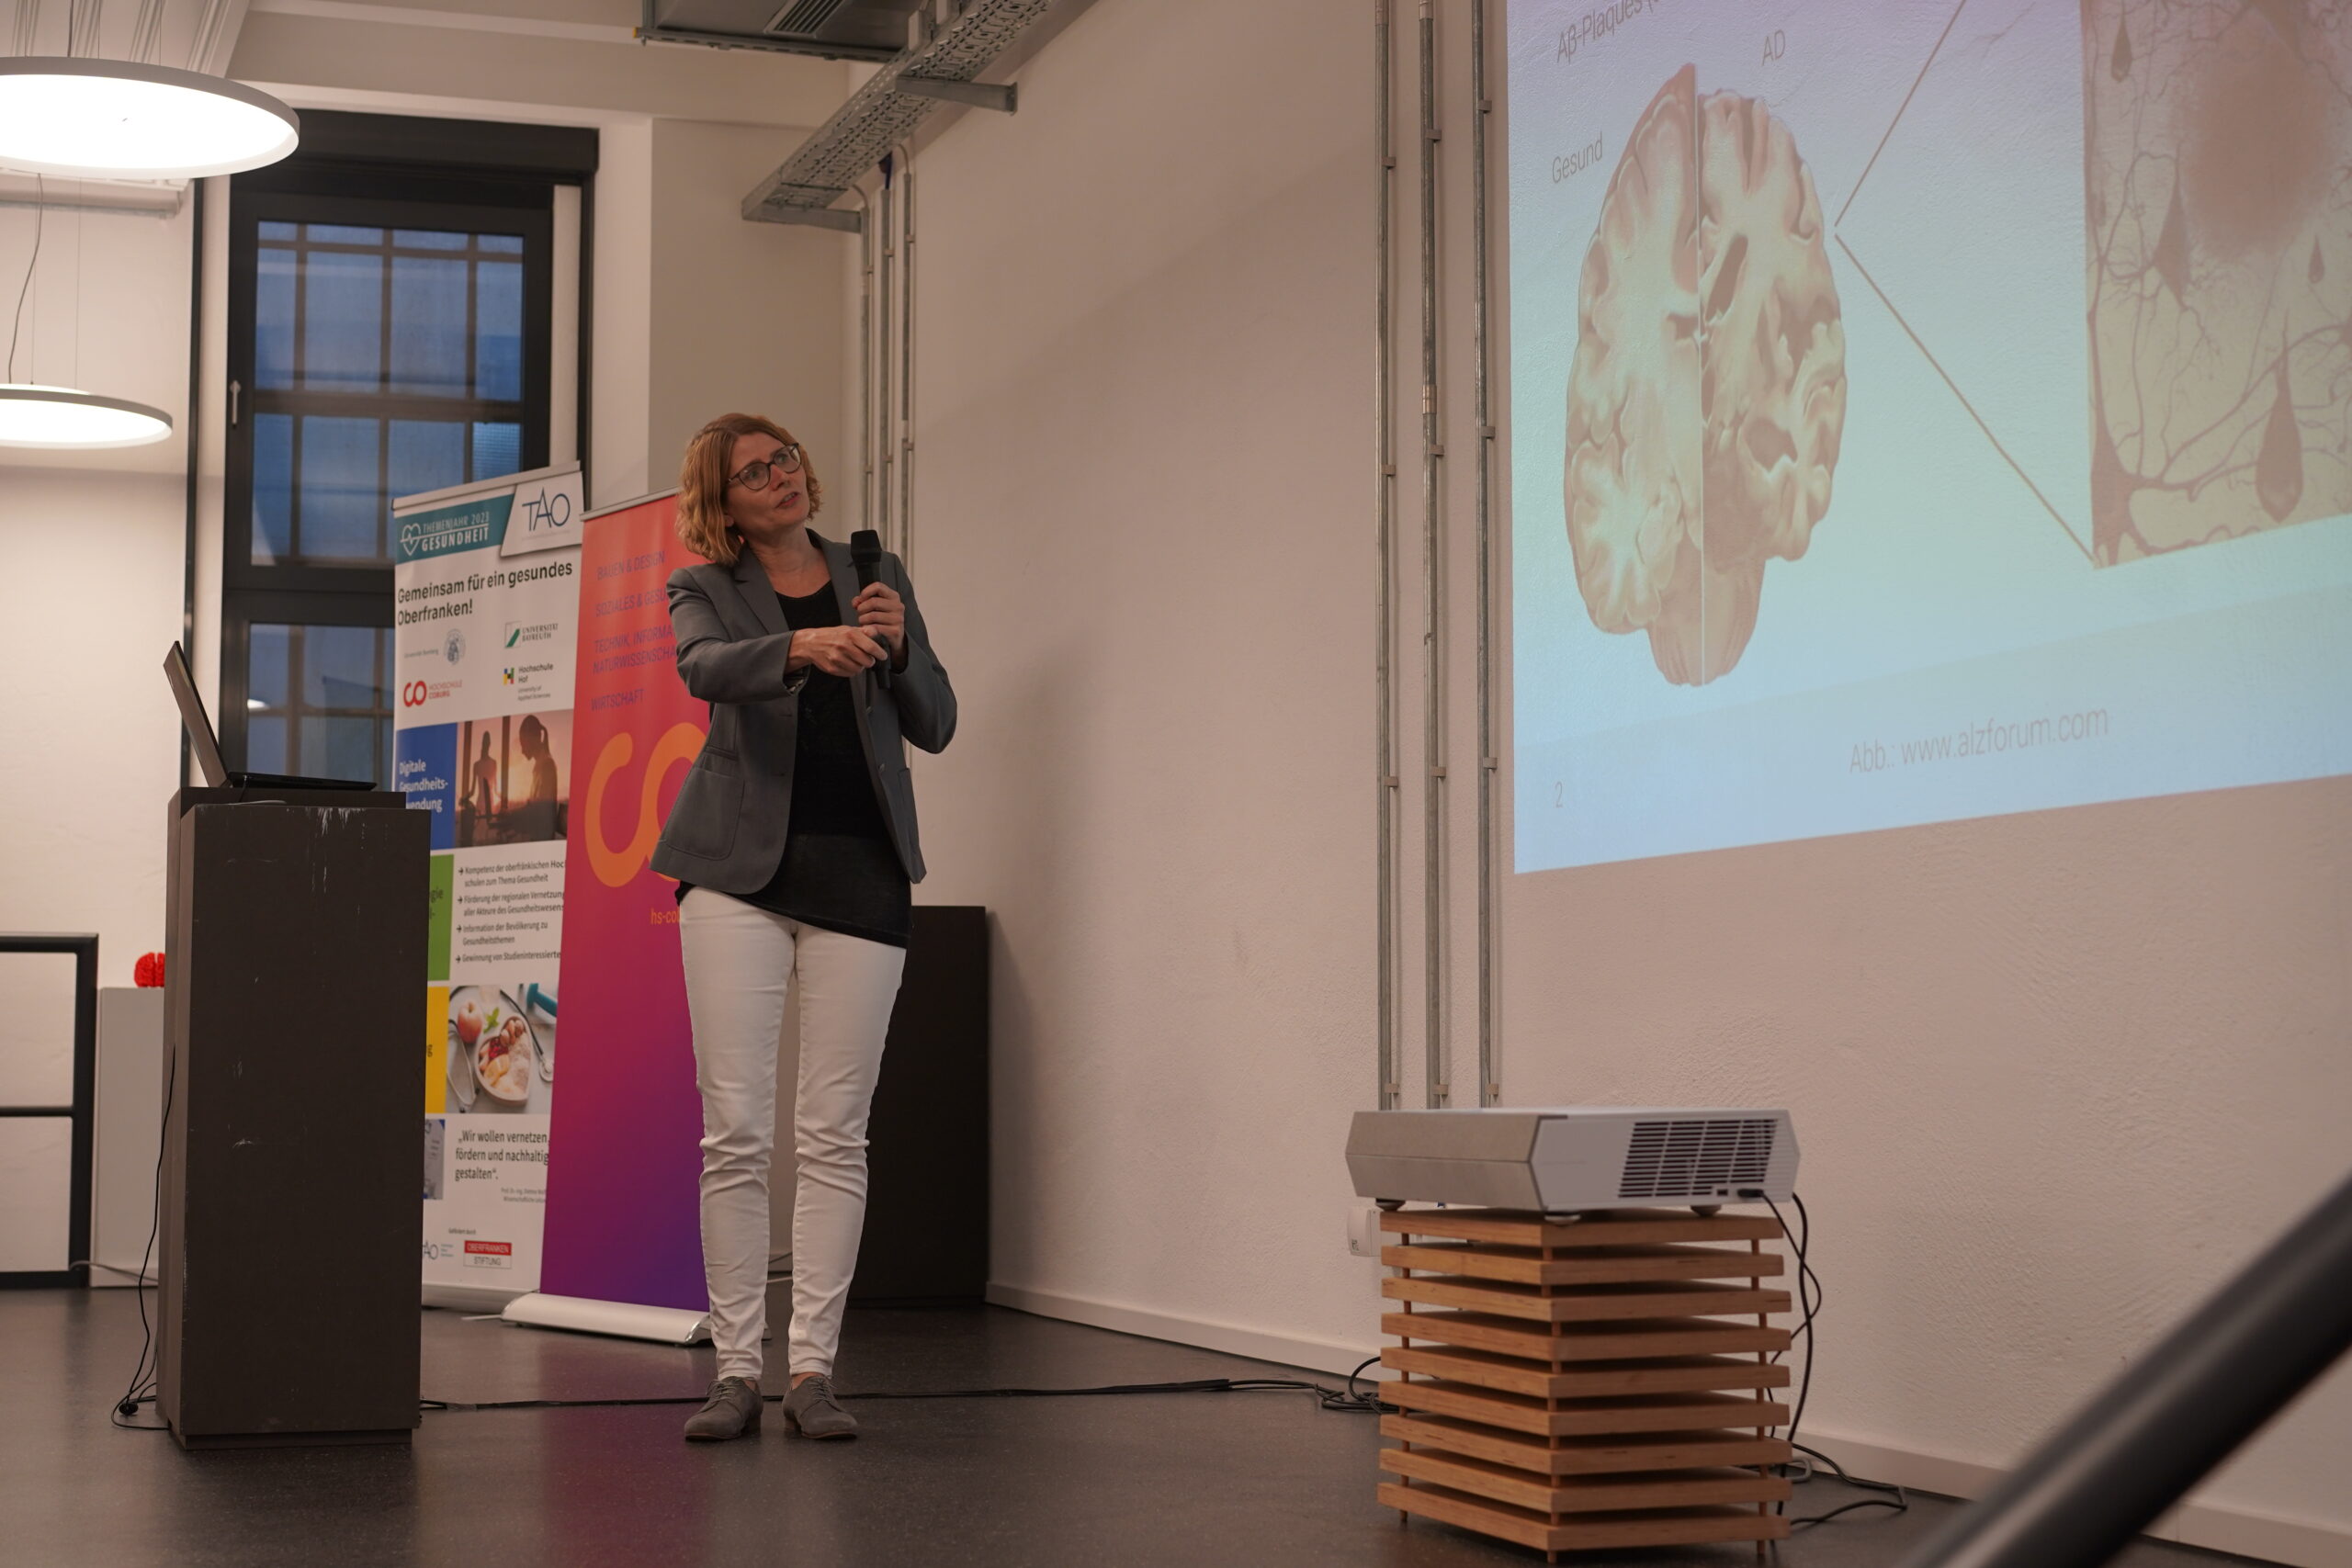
[541,492,709,1311]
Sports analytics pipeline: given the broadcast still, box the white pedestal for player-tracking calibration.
[501,1292,712,1344]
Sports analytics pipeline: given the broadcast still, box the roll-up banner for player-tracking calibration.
[390,463,584,1303]
[536,491,712,1318]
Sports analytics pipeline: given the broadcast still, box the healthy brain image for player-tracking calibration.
[1563,64,1849,686]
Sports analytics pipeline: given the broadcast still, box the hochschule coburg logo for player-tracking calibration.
[401,681,429,708]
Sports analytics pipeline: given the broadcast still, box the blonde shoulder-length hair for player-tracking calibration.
[674,412,825,566]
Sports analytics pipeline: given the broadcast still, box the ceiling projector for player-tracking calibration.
[1345,1107,1798,1213]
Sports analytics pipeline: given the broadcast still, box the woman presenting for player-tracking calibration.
[651,413,956,1443]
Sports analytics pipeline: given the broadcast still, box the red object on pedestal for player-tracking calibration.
[134,952,165,987]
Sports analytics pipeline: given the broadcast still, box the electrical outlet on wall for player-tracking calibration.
[1347,1202,1386,1258]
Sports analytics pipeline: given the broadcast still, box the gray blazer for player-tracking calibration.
[650,532,955,890]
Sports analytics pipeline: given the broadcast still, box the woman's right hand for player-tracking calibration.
[786,626,888,676]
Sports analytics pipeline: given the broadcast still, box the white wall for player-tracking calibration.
[1504,784,2352,1563]
[0,455,187,1266]
[0,197,191,1269]
[0,470,189,954]
[589,118,655,508]
[0,197,196,978]
[895,0,1381,1366]
[647,120,850,505]
[892,1,2352,1564]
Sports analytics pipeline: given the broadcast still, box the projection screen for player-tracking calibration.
[1510,0,2352,871]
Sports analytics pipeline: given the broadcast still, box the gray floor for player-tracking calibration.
[0,1286,2266,1568]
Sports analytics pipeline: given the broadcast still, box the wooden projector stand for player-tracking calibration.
[1376,1205,1795,1561]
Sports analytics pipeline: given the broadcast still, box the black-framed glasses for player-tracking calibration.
[728,444,806,491]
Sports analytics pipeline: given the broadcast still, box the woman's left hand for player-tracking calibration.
[854,582,906,656]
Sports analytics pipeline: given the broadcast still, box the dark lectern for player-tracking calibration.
[853,905,990,1301]
[159,787,427,1450]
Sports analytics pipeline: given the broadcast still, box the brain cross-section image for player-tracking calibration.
[1563,64,1849,687]
[2086,0,2352,563]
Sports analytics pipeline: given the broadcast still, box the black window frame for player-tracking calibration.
[218,113,596,779]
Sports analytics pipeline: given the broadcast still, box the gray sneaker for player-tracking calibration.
[683,1375,763,1442]
[782,1373,859,1439]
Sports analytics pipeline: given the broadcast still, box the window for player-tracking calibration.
[219,114,594,784]
[243,623,397,785]
[245,219,537,565]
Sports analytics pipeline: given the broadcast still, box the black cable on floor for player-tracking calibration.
[1738,1193,1906,1534]
[109,1052,176,1433]
[424,1362,1388,1417]
[1784,1440,1910,1529]
[1757,1190,1822,1516]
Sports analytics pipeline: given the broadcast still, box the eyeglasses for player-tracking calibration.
[727,444,806,491]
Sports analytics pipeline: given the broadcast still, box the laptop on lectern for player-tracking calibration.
[164,642,376,792]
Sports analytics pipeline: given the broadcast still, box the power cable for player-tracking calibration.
[109,1051,176,1432]
[8,175,44,383]
[1786,1440,1911,1529]
[422,1360,1387,1417]
[1742,1190,1909,1533]
[1758,1191,1822,1472]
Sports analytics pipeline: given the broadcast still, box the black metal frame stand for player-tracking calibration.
[0,933,98,1289]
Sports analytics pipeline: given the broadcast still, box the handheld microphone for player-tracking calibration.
[849,529,889,683]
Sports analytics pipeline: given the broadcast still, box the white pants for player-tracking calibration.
[679,887,906,1382]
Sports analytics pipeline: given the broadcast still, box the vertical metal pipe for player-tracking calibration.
[1469,0,1496,1105]
[1418,0,1447,1109]
[899,144,916,568]
[849,183,875,534]
[180,176,205,793]
[1374,0,1398,1111]
[876,156,897,552]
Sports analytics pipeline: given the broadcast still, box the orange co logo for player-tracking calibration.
[401,681,430,707]
[583,722,705,888]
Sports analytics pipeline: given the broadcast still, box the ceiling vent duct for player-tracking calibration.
[639,0,910,63]
[766,0,856,36]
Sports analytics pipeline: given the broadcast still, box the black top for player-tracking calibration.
[676,581,911,948]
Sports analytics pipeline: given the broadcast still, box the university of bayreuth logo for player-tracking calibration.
[444,630,466,665]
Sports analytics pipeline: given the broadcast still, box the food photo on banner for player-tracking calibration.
[392,463,583,1303]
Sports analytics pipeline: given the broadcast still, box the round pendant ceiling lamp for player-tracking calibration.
[0,59,299,180]
[0,385,174,448]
